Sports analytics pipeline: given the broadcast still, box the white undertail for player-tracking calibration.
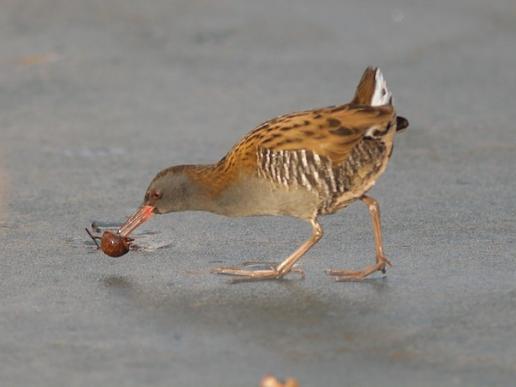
[370,68,392,106]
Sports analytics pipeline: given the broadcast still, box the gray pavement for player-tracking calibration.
[1,0,516,386]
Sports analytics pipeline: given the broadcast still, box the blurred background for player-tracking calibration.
[0,1,515,386]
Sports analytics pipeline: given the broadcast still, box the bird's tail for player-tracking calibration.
[351,67,392,106]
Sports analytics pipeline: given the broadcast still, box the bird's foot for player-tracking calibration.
[211,261,304,282]
[241,260,280,269]
[326,256,392,281]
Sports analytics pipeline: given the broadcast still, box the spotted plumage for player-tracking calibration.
[117,67,409,282]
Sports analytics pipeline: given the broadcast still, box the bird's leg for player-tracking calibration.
[327,195,392,281]
[212,219,322,281]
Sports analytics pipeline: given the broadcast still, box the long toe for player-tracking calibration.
[242,260,280,270]
[326,262,388,282]
[211,266,281,280]
[211,264,306,281]
[241,261,304,278]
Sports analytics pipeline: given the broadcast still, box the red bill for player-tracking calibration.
[118,205,155,237]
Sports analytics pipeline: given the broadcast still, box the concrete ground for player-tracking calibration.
[1,0,516,386]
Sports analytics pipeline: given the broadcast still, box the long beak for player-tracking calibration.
[118,205,155,237]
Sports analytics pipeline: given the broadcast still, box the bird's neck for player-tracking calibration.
[174,162,235,212]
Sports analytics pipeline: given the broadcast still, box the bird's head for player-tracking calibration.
[117,166,201,237]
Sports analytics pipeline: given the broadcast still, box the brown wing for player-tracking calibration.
[252,103,394,165]
[216,103,394,190]
[188,103,394,197]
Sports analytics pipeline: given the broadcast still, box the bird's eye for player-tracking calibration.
[151,191,162,199]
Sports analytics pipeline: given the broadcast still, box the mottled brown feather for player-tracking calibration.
[184,103,394,196]
[230,104,393,165]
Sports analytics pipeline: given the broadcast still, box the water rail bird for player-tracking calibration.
[112,67,409,281]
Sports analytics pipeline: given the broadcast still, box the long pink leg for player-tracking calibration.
[327,195,392,281]
[212,219,323,281]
